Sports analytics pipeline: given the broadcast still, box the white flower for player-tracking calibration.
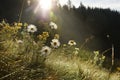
[68,40,76,46]
[17,40,23,44]
[51,39,60,48]
[40,46,51,56]
[49,22,58,29]
[27,24,37,33]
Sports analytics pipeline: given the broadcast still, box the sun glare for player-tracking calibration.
[39,0,52,10]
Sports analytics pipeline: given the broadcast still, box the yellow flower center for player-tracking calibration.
[53,42,57,46]
[31,28,34,30]
[70,41,74,44]
[44,49,48,53]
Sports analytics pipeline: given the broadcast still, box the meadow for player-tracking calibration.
[0,20,120,80]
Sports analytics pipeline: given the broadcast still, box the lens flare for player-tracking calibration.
[40,0,52,10]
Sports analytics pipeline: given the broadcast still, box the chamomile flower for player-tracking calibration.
[68,40,76,46]
[49,22,58,29]
[27,24,37,33]
[51,39,60,48]
[40,46,51,56]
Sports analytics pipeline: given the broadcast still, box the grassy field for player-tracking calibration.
[46,49,120,80]
[0,21,120,80]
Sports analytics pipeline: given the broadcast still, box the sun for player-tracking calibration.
[39,0,52,10]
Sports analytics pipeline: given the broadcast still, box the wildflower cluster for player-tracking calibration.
[37,32,49,41]
[0,21,22,40]
[61,40,78,55]
[0,18,109,80]
[0,21,63,58]
[0,20,62,79]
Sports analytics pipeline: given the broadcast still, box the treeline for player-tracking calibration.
[56,3,120,49]
[57,3,120,58]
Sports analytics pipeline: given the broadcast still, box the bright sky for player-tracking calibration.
[59,0,120,11]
